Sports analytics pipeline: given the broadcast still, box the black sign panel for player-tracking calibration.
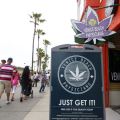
[109,49,120,82]
[50,44,105,120]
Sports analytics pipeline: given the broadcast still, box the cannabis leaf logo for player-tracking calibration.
[71,6,116,44]
[69,65,86,81]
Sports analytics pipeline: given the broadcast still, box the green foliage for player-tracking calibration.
[43,39,51,46]
[30,12,51,72]
[30,12,46,73]
[36,29,45,35]
[37,48,45,58]
[30,13,45,24]
[42,61,47,71]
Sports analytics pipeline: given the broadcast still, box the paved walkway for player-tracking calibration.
[0,84,120,120]
[24,89,49,120]
[24,87,120,120]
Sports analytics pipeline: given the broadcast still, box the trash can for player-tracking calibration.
[50,44,105,120]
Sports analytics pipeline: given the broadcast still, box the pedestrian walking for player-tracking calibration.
[32,72,41,87]
[11,70,20,101]
[46,72,50,86]
[39,73,47,93]
[20,66,31,102]
[0,58,16,105]
[32,72,37,87]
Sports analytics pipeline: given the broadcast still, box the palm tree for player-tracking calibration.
[42,54,50,71]
[43,39,50,56]
[36,29,45,72]
[43,39,51,70]
[37,48,45,72]
[36,29,45,51]
[42,61,47,72]
[30,12,45,74]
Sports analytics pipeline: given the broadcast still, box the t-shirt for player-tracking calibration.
[0,64,16,81]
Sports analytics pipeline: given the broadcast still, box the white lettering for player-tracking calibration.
[111,72,120,81]
[84,26,104,33]
[58,99,73,106]
[75,100,87,106]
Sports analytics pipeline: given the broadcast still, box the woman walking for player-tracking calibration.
[11,70,20,101]
[20,66,31,102]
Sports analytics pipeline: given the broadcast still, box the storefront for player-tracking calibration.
[108,32,120,106]
[76,0,120,107]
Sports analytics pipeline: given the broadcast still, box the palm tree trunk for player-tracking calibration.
[37,34,40,72]
[31,20,36,74]
[45,45,47,71]
[39,58,42,71]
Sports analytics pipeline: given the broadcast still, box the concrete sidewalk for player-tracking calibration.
[24,87,120,120]
[24,89,49,120]
[106,108,120,120]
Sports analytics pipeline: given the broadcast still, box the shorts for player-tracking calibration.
[0,80,11,93]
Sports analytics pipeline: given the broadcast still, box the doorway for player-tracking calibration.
[109,49,120,106]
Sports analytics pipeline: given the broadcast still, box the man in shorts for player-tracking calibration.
[0,58,16,105]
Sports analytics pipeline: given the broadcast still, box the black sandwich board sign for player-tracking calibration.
[50,44,105,120]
